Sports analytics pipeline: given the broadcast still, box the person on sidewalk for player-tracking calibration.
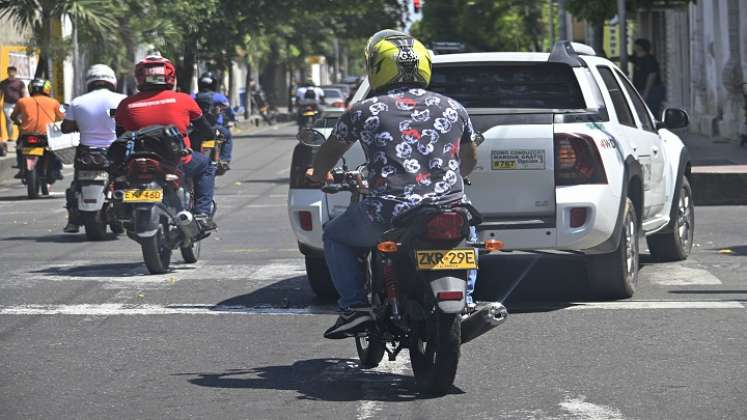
[10,79,64,180]
[60,64,126,233]
[0,66,26,156]
[631,38,665,118]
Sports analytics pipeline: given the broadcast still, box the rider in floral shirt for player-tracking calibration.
[329,86,475,225]
[307,30,478,339]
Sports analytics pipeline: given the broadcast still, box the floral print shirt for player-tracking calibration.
[329,86,476,224]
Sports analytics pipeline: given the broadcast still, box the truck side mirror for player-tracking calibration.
[658,108,689,130]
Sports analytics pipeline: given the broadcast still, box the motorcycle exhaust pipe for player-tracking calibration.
[175,210,199,239]
[112,190,125,201]
[175,210,193,226]
[461,302,508,345]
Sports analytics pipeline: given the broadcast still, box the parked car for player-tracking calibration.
[321,87,346,110]
[288,42,693,299]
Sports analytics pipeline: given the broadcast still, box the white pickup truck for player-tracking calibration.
[288,42,693,300]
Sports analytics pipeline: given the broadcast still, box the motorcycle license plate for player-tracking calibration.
[415,249,478,271]
[201,140,216,149]
[303,111,316,117]
[123,189,163,203]
[78,170,108,181]
[22,147,45,156]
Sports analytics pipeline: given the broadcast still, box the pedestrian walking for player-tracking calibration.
[0,66,27,156]
[631,38,665,118]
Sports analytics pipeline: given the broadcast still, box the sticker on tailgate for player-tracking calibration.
[491,149,546,170]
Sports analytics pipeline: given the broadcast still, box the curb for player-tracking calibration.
[691,167,747,206]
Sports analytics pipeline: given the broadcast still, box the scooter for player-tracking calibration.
[71,146,122,240]
[18,133,58,198]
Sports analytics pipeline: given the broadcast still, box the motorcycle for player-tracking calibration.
[109,125,207,274]
[298,105,320,130]
[18,133,59,198]
[197,130,227,176]
[71,146,122,240]
[298,129,508,395]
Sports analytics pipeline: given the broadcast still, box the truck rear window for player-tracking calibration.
[429,63,586,110]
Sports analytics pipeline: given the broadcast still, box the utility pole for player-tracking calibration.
[618,0,628,75]
[548,0,555,48]
[558,0,567,41]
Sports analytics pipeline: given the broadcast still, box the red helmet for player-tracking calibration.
[135,55,176,90]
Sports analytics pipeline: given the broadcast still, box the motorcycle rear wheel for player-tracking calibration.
[142,224,172,274]
[82,211,108,241]
[180,239,201,263]
[355,334,386,369]
[26,169,38,199]
[409,312,461,395]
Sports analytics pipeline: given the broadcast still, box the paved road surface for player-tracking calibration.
[1,124,746,419]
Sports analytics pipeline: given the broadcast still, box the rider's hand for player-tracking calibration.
[305,168,332,185]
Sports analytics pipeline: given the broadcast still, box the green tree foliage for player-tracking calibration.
[413,0,546,52]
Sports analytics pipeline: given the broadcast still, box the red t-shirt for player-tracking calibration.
[115,90,202,162]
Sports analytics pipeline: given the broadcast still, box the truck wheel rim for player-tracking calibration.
[625,214,638,276]
[677,187,693,250]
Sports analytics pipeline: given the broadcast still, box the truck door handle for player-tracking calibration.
[652,146,659,155]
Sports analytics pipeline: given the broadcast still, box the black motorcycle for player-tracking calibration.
[18,133,60,198]
[299,129,508,395]
[109,125,207,274]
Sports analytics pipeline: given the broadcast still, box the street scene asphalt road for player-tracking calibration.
[2,124,746,419]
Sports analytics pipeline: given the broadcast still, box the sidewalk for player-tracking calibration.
[683,131,747,205]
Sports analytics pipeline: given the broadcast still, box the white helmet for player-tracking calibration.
[85,64,117,89]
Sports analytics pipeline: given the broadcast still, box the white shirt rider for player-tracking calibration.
[64,88,125,148]
[295,86,325,103]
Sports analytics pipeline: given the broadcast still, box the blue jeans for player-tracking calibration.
[218,126,233,162]
[183,152,216,215]
[323,202,479,310]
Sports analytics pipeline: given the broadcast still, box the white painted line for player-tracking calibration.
[560,301,744,310]
[559,395,626,420]
[643,264,722,286]
[356,354,411,420]
[0,303,337,316]
[0,300,743,316]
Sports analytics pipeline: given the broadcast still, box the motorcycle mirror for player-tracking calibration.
[296,128,326,147]
[472,131,486,147]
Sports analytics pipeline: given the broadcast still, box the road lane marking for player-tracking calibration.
[356,354,411,420]
[0,301,743,316]
[559,395,626,420]
[643,264,722,286]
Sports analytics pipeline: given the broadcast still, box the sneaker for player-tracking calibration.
[13,170,24,179]
[324,307,373,340]
[195,214,217,232]
[63,223,80,233]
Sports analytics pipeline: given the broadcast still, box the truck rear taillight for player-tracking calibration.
[554,133,607,185]
[298,211,312,231]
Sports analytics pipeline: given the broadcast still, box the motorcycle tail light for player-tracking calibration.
[25,135,40,144]
[332,101,344,108]
[437,291,464,301]
[424,212,465,240]
[127,158,160,181]
[554,133,608,185]
[298,211,312,231]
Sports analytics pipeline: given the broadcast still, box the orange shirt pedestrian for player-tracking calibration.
[11,95,64,135]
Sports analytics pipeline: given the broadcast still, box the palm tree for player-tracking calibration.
[0,0,117,78]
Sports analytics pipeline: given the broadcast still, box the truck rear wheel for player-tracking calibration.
[304,256,338,300]
[647,177,694,261]
[587,197,639,299]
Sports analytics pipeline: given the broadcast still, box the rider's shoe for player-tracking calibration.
[63,223,80,233]
[13,170,24,179]
[220,161,231,171]
[195,214,217,232]
[324,305,373,340]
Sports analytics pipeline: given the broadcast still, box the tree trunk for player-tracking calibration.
[244,59,252,119]
[591,21,605,57]
[178,39,197,93]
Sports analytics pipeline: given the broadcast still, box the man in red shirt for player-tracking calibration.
[115,55,217,231]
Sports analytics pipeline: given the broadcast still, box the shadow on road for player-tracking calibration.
[3,233,118,243]
[0,194,63,202]
[216,275,335,308]
[177,358,460,401]
[27,261,198,278]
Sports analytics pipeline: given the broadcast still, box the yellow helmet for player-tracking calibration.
[365,30,432,92]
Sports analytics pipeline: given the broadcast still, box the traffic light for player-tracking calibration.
[413,0,421,13]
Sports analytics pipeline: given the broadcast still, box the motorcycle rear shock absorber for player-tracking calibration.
[382,257,403,323]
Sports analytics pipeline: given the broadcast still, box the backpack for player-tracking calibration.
[195,92,219,124]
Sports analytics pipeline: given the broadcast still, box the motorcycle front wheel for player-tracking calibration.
[26,168,38,199]
[82,211,108,241]
[180,239,201,263]
[141,223,172,274]
[409,312,461,395]
[355,334,386,369]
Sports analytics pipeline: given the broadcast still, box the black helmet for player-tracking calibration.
[303,89,317,100]
[198,72,217,91]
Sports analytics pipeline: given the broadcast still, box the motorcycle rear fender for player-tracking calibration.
[133,204,162,238]
[25,156,39,171]
[424,271,467,314]
[77,183,107,212]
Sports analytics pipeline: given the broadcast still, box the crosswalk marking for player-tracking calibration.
[0,300,742,316]
[642,263,723,286]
